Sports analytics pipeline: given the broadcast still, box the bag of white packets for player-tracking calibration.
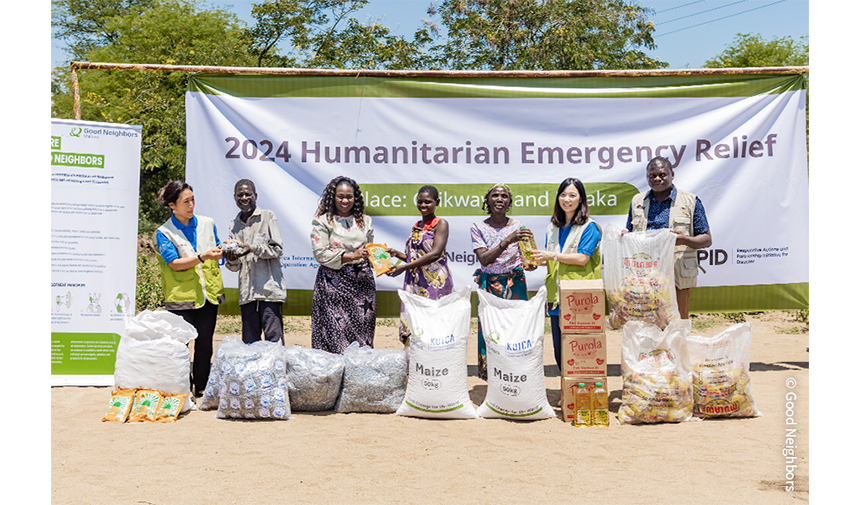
[284,345,345,412]
[200,336,246,411]
[619,319,694,424]
[687,322,762,419]
[215,340,291,421]
[335,342,408,414]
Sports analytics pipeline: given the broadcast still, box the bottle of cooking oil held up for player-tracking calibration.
[574,382,592,427]
[592,382,609,427]
[517,226,540,269]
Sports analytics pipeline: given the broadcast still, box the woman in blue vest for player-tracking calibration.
[532,178,602,372]
[154,180,225,397]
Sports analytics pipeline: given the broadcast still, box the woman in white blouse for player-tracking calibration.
[310,176,376,353]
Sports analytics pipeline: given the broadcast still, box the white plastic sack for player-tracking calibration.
[114,310,197,413]
[335,342,408,414]
[618,319,694,424]
[688,322,761,418]
[200,336,246,411]
[215,340,291,420]
[396,287,477,420]
[602,225,680,330]
[476,287,554,421]
[284,346,345,411]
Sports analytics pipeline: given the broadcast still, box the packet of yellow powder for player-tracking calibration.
[366,243,396,276]
[102,388,137,422]
[127,389,163,423]
[154,393,187,423]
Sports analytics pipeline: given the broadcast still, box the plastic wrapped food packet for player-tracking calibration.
[215,341,291,420]
[618,320,694,424]
[127,389,163,423]
[335,342,408,414]
[396,287,477,420]
[284,346,345,411]
[688,322,761,419]
[200,336,246,411]
[475,287,555,421]
[366,243,397,276]
[221,241,240,253]
[155,393,187,423]
[602,226,680,330]
[102,388,137,422]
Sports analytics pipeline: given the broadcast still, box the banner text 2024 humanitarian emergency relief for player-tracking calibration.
[223,134,779,169]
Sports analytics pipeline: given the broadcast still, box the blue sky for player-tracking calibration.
[50,0,810,70]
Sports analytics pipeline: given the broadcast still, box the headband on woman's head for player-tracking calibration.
[490,182,512,194]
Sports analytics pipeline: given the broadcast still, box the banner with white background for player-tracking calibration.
[185,73,808,312]
[51,119,142,385]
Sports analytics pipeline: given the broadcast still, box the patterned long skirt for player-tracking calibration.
[311,261,377,354]
[473,266,529,380]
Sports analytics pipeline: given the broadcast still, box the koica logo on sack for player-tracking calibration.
[562,334,607,376]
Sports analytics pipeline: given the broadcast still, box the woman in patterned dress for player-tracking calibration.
[310,176,377,353]
[386,185,455,345]
[470,183,538,380]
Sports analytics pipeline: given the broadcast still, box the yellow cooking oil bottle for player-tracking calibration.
[592,381,610,427]
[517,226,540,269]
[574,382,592,426]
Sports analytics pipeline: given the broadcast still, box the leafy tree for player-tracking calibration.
[51,0,257,229]
[427,0,667,70]
[703,33,808,68]
[246,0,434,69]
[704,33,809,160]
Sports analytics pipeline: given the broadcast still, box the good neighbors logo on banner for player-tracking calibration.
[51,119,142,385]
[185,73,808,312]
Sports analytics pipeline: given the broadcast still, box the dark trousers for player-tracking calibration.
[550,314,562,373]
[170,300,219,395]
[240,300,284,344]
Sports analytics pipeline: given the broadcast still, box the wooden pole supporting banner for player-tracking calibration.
[69,61,809,119]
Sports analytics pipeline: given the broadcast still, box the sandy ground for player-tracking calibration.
[51,312,809,505]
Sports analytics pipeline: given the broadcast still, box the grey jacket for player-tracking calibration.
[225,207,287,304]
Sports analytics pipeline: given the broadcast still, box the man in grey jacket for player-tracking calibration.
[223,179,287,343]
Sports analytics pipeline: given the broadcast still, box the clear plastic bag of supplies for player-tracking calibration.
[619,320,694,424]
[284,345,345,412]
[688,322,761,419]
[215,340,291,420]
[334,342,408,414]
[602,225,680,330]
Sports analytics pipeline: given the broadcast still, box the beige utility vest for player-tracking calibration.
[629,189,700,289]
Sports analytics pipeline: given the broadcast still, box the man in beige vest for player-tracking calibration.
[626,156,712,319]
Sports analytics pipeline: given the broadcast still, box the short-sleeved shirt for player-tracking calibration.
[625,186,709,235]
[156,215,221,264]
[470,218,524,274]
[550,221,601,258]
